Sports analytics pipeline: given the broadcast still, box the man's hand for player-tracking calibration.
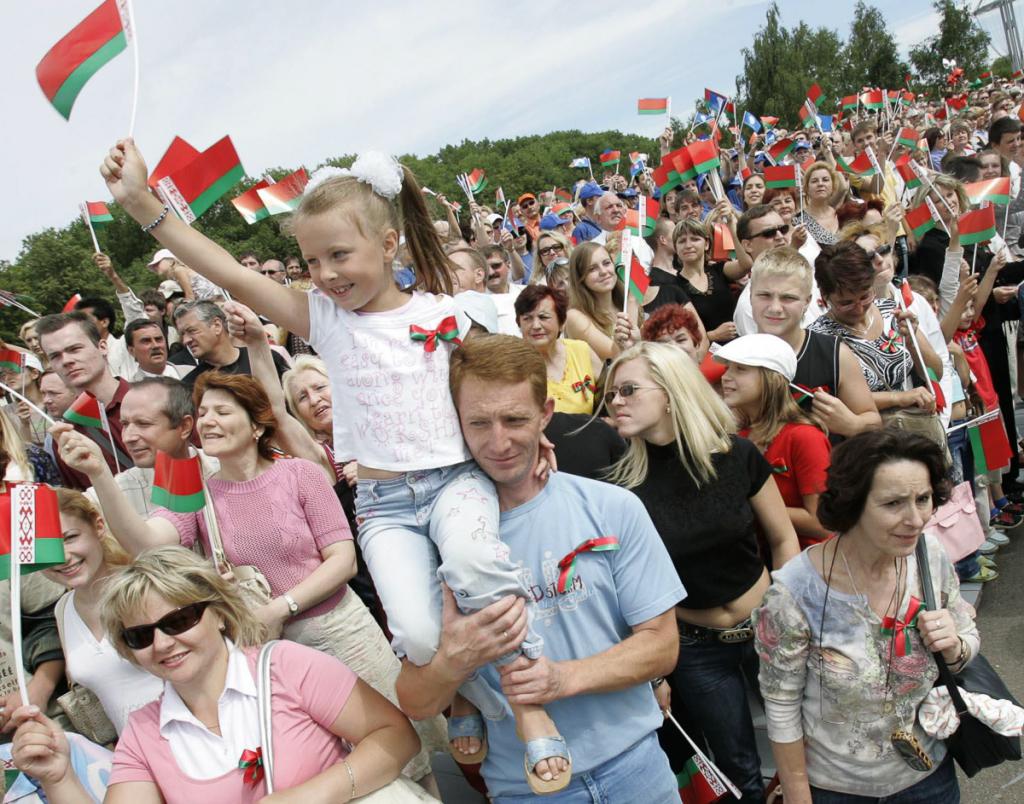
[92,253,115,276]
[498,655,568,706]
[52,423,107,477]
[438,584,528,680]
[993,285,1017,304]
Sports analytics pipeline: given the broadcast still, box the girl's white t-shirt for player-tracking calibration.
[62,590,163,734]
[307,289,471,472]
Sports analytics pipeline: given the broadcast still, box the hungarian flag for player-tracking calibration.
[156,136,245,224]
[256,168,309,216]
[616,253,649,302]
[896,127,921,149]
[677,754,728,804]
[0,484,66,581]
[763,165,797,189]
[669,147,697,183]
[964,177,1011,206]
[151,453,207,513]
[958,206,997,245]
[35,0,130,120]
[637,98,669,115]
[62,293,82,313]
[905,202,938,238]
[63,392,103,429]
[836,152,876,177]
[840,94,859,111]
[467,169,487,194]
[148,136,201,189]
[599,150,621,168]
[860,89,885,110]
[969,410,1014,474]
[895,158,922,189]
[230,180,271,225]
[687,141,720,175]
[652,163,680,195]
[0,349,25,374]
[766,137,795,163]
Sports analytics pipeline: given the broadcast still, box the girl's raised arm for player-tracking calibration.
[101,139,311,339]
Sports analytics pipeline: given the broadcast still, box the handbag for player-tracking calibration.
[257,642,438,801]
[202,508,276,635]
[915,536,1022,777]
[924,481,985,562]
[53,595,118,747]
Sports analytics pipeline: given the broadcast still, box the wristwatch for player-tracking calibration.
[283,594,299,617]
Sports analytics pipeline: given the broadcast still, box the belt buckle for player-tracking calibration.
[718,626,753,644]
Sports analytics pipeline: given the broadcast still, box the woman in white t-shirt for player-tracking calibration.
[48,489,162,735]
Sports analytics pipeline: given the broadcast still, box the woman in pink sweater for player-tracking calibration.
[10,546,420,803]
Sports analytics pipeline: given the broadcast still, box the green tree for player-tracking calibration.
[908,0,992,92]
[842,2,908,90]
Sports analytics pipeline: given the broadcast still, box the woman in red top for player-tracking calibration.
[717,334,832,550]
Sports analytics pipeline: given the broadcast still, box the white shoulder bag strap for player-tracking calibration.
[257,640,279,794]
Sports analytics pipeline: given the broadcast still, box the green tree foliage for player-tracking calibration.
[0,129,656,341]
[909,0,992,92]
[842,2,908,91]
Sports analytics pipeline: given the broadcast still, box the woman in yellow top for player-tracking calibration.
[516,285,603,414]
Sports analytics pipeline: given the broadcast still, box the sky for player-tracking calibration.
[1,0,1012,263]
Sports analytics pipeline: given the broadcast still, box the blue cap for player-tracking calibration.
[618,188,638,199]
[578,182,603,201]
[793,141,812,151]
[539,213,567,231]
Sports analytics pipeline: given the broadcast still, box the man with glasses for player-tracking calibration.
[518,193,542,241]
[260,258,289,285]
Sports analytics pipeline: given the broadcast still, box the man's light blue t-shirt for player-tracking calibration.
[478,471,685,797]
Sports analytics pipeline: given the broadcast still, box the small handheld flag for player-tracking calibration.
[466,169,487,195]
[763,165,797,189]
[149,137,201,189]
[637,98,669,115]
[905,203,938,239]
[599,150,621,169]
[963,178,1011,207]
[958,206,997,246]
[569,157,591,169]
[156,136,245,224]
[151,453,207,513]
[62,293,82,313]
[230,181,272,225]
[256,169,309,216]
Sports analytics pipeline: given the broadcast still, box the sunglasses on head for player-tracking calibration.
[122,602,211,650]
[753,224,790,239]
[864,244,893,260]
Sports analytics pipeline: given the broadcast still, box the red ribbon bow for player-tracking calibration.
[409,316,462,353]
[881,595,923,657]
[238,747,264,786]
[556,536,620,593]
[571,375,596,395]
[878,325,904,355]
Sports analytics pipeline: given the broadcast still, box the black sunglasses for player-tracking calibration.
[864,244,894,260]
[753,224,791,239]
[122,602,211,650]
[603,382,659,406]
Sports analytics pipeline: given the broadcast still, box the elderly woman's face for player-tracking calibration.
[122,593,224,685]
[290,368,333,435]
[655,327,697,360]
[519,296,561,350]
[847,460,934,557]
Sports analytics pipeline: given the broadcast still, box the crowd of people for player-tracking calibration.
[2,74,1024,803]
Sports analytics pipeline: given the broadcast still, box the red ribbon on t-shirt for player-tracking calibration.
[409,316,462,352]
[881,595,923,657]
[556,536,619,593]
[238,747,264,785]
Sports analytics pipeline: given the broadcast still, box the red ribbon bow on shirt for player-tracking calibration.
[881,595,923,657]
[238,747,264,786]
[878,325,904,355]
[409,316,462,352]
[556,536,620,594]
[571,375,597,395]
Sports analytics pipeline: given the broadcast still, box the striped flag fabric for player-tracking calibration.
[860,90,885,110]
[969,410,1014,474]
[35,0,130,120]
[841,94,859,111]
[687,141,720,175]
[669,147,697,183]
[763,165,797,189]
[0,484,66,581]
[653,163,680,195]
[495,187,506,207]
[63,392,104,429]
[958,206,997,245]
[148,137,201,189]
[599,150,621,168]
[836,152,877,177]
[905,202,938,238]
[151,453,207,513]
[230,181,272,225]
[256,168,309,216]
[616,253,650,302]
[964,177,1011,206]
[623,198,659,236]
[896,127,921,149]
[80,201,113,227]
[467,169,487,194]
[895,158,922,189]
[766,138,796,163]
[156,136,245,224]
[0,349,25,374]
[637,98,669,115]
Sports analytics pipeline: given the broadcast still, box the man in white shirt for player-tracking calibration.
[124,320,185,381]
[590,192,655,269]
[480,246,524,337]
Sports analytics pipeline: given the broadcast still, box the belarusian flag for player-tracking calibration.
[687,141,720,175]
[555,187,572,202]
[81,201,113,228]
[669,147,697,183]
[969,410,1013,474]
[958,206,997,245]
[495,187,506,207]
[677,754,728,804]
[0,484,66,581]
[806,83,823,108]
[763,165,797,189]
[841,94,859,111]
[467,169,487,194]
[895,156,922,189]
[599,150,621,168]
[256,168,309,216]
[712,223,735,261]
[652,163,680,195]
[149,137,201,189]
[63,392,103,429]
[1013,70,1024,80]
[151,453,207,513]
[798,100,818,128]
[836,152,876,177]
[896,127,921,149]
[905,202,937,238]
[948,95,968,111]
[901,90,915,106]
[35,0,130,120]
[637,98,669,115]
[230,181,271,225]
[766,138,795,163]
[964,177,1011,206]
[0,349,25,373]
[156,136,245,224]
[616,253,650,302]
[623,198,659,236]
[760,115,779,130]
[860,89,884,110]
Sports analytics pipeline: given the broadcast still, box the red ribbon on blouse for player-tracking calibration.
[409,316,462,352]
[881,595,923,657]
[238,747,264,786]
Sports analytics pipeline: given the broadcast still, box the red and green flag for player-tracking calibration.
[900,90,915,107]
[0,484,66,581]
[836,152,877,177]
[860,89,885,110]
[623,198,659,236]
[230,180,271,225]
[669,147,697,183]
[63,392,103,429]
[895,157,922,189]
[766,137,796,163]
[806,83,823,108]
[151,452,207,513]
[677,754,728,804]
[35,0,130,120]
[896,127,921,149]
[687,140,720,175]
[841,94,859,111]
[964,177,1011,206]
[760,115,779,130]
[0,349,25,373]
[555,187,572,202]
[467,169,487,194]
[969,410,1014,474]
[495,187,506,207]
[256,168,309,216]
[148,137,200,189]
[156,136,245,224]
[905,202,938,238]
[616,254,650,303]
[599,150,621,168]
[637,97,669,115]
[763,165,797,189]
[80,201,113,227]
[652,163,680,195]
[1013,70,1024,80]
[958,205,997,245]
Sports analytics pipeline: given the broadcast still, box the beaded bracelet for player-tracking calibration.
[141,205,170,233]
[342,759,356,801]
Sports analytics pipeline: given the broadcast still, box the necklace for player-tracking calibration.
[831,306,876,338]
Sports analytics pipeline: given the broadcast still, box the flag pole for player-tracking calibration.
[97,405,121,475]
[620,229,632,316]
[664,711,742,800]
[9,484,34,709]
[79,204,101,253]
[0,382,56,427]
[894,289,937,403]
[124,0,140,139]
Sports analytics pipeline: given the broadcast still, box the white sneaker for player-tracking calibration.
[979,539,1000,555]
[988,531,1010,546]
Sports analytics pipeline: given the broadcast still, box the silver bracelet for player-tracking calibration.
[141,205,170,233]
[342,758,356,801]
